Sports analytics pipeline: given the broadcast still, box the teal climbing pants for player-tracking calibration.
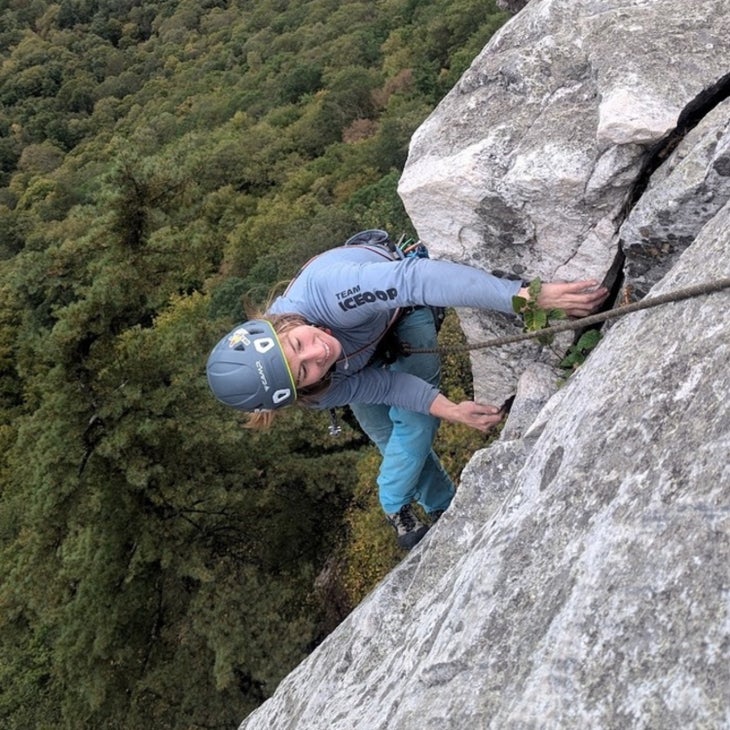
[349,306,456,515]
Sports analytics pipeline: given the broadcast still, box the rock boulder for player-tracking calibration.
[398,0,730,402]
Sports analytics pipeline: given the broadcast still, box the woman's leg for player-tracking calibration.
[350,307,455,515]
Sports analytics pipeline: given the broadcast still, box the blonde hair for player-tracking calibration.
[244,312,334,430]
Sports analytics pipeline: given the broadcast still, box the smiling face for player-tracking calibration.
[279,324,342,388]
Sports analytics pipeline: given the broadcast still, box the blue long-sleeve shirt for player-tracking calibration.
[267,244,522,414]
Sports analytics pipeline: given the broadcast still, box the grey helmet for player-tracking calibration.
[206,320,297,411]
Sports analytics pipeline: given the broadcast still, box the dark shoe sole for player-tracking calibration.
[396,524,429,550]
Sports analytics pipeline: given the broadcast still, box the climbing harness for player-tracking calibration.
[402,276,730,356]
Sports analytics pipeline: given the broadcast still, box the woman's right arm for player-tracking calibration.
[516,280,608,317]
[428,393,504,432]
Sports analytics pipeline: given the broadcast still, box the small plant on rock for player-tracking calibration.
[560,329,603,371]
[512,277,567,345]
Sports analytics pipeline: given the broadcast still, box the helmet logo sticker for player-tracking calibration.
[255,360,269,391]
[272,388,292,404]
[254,337,275,353]
[227,327,251,348]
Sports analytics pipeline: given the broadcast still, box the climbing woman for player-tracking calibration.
[206,230,608,549]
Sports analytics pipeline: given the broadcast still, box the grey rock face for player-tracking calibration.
[620,98,730,300]
[500,361,560,442]
[497,0,530,14]
[398,0,730,403]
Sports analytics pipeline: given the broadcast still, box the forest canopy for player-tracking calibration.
[0,1,508,727]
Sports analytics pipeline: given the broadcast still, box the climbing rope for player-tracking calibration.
[402,276,730,355]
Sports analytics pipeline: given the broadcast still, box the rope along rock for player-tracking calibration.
[403,277,730,355]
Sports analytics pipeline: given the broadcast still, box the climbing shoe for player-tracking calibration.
[386,504,429,550]
[428,509,446,524]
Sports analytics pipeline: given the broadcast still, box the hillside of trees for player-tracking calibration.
[0,1,508,727]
